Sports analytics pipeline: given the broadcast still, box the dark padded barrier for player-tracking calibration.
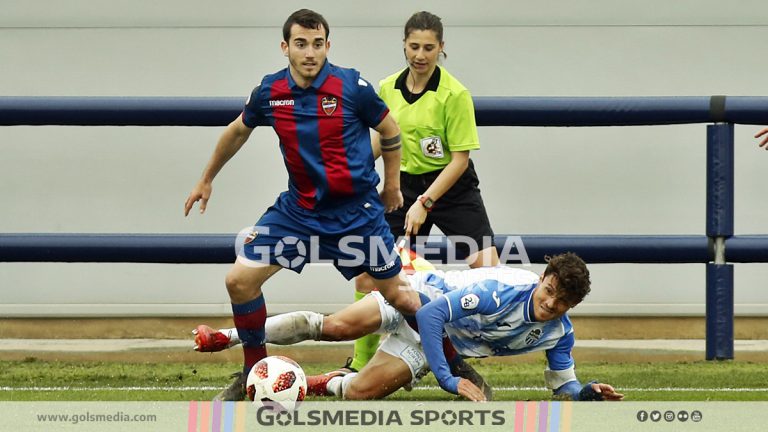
[726,236,768,262]
[706,264,734,360]
[2,96,768,127]
[0,97,243,126]
[706,124,735,237]
[0,233,719,264]
[0,234,234,264]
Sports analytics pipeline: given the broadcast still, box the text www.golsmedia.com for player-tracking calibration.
[36,411,157,425]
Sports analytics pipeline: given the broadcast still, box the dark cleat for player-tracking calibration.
[213,371,247,401]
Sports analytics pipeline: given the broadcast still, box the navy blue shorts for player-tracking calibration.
[237,191,402,280]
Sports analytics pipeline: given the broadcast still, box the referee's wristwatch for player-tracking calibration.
[417,194,434,212]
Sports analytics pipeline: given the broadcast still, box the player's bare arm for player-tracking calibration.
[370,133,382,160]
[373,113,403,213]
[755,127,768,149]
[184,116,254,216]
[404,150,469,236]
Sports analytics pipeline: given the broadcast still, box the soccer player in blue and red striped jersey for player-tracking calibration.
[184,9,421,400]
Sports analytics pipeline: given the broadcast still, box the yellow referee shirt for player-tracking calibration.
[378,66,481,175]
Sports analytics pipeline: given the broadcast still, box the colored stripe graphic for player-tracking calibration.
[223,402,234,432]
[188,401,198,432]
[200,401,210,432]
[538,401,548,432]
[514,401,525,432]
[235,402,247,432]
[526,401,537,432]
[212,400,222,432]
[549,402,561,432]
[561,402,572,432]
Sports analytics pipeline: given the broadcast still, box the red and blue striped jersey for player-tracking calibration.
[242,61,390,212]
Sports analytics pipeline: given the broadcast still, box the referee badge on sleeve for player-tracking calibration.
[420,136,444,158]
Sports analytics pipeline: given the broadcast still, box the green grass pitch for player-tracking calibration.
[3,358,768,402]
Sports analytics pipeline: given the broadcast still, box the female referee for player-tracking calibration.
[349,11,500,372]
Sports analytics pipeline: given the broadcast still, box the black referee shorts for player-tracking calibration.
[385,159,496,261]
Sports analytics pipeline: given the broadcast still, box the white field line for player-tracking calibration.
[3,386,768,392]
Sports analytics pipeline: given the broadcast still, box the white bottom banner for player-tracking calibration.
[2,401,763,431]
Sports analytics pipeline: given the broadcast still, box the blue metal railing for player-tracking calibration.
[0,233,716,264]
[2,96,768,127]
[3,95,768,360]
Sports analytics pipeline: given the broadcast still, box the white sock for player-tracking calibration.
[264,311,323,344]
[327,372,357,397]
[221,328,240,345]
[340,373,357,398]
[327,376,343,396]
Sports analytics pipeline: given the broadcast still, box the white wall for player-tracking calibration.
[1,0,767,317]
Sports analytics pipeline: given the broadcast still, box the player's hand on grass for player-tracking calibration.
[404,202,428,237]
[755,128,768,149]
[380,186,403,213]
[457,377,487,402]
[184,180,212,216]
[591,382,624,401]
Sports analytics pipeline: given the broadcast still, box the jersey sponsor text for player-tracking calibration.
[269,99,295,107]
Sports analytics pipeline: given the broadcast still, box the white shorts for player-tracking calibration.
[370,291,431,384]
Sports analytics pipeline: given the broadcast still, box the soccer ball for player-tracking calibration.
[246,356,307,412]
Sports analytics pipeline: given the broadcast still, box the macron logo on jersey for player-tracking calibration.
[269,99,295,107]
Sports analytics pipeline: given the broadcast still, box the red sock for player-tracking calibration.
[232,295,268,374]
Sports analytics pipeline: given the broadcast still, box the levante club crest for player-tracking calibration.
[322,96,338,115]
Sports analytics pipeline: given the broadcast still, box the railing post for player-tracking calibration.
[705,123,734,360]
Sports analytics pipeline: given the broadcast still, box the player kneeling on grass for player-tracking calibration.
[195,252,623,401]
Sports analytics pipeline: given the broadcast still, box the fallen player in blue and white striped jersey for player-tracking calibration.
[194,252,623,402]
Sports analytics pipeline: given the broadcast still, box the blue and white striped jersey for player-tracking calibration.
[411,266,575,372]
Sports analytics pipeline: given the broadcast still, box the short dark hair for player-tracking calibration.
[283,9,330,42]
[404,11,444,43]
[542,252,591,306]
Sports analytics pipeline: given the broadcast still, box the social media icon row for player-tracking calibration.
[637,410,702,422]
